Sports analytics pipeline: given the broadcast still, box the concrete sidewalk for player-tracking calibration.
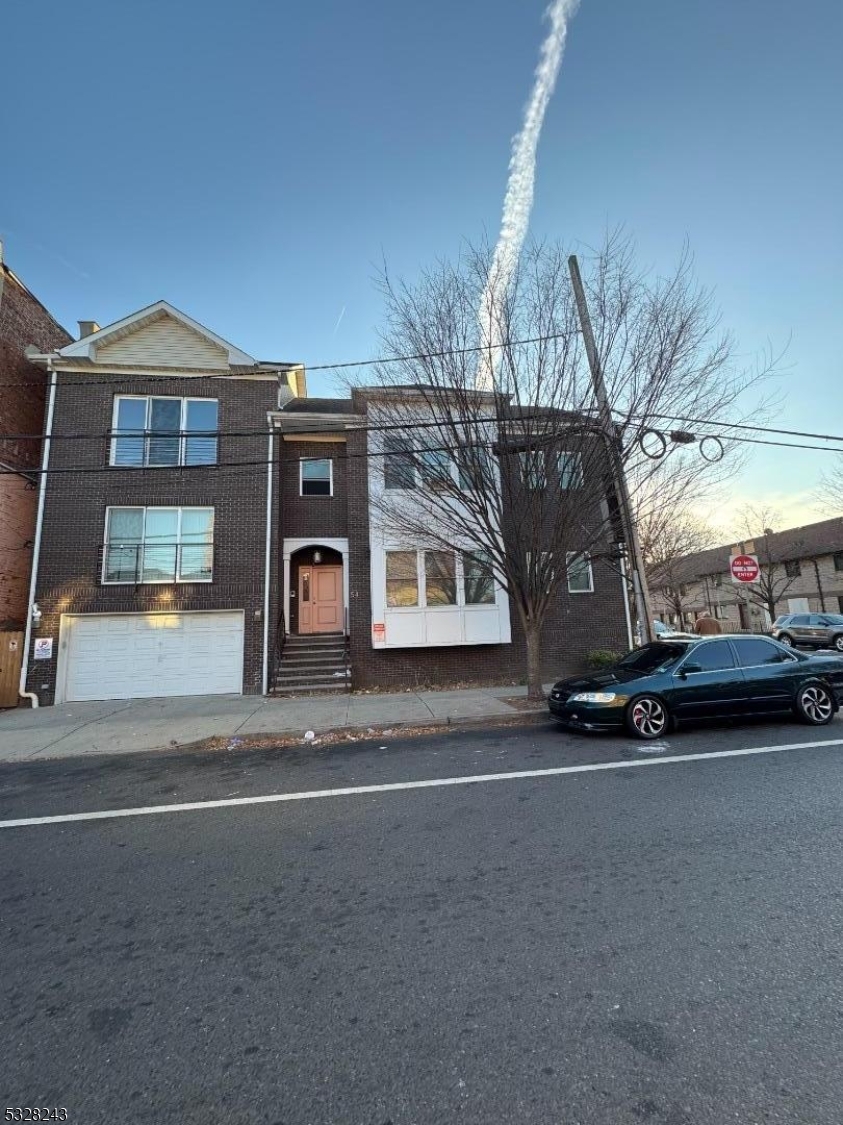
[0,685,546,763]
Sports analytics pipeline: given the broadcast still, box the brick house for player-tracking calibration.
[0,244,72,628]
[22,300,628,705]
[651,516,843,631]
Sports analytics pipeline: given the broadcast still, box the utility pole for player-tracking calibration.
[811,558,826,612]
[568,254,655,645]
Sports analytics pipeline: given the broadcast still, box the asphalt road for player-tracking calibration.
[2,716,843,1124]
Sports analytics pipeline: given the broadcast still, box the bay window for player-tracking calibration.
[463,551,495,604]
[385,551,419,606]
[425,551,457,605]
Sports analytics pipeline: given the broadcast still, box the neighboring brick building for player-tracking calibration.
[651,517,843,631]
[0,244,72,628]
[24,299,628,705]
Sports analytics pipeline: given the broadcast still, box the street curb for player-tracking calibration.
[157,707,553,756]
[4,708,552,764]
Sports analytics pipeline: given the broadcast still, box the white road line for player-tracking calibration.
[2,737,842,830]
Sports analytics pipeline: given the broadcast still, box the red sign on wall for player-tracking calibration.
[730,554,760,584]
[373,623,386,642]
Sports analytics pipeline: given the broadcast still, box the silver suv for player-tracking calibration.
[772,613,843,652]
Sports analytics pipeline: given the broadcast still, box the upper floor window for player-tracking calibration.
[566,552,594,594]
[103,506,214,584]
[457,446,493,491]
[519,450,546,489]
[557,452,583,489]
[784,559,801,578]
[384,436,416,490]
[111,396,218,467]
[834,552,843,573]
[300,458,333,496]
[419,450,452,490]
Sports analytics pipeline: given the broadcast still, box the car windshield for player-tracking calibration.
[617,642,688,673]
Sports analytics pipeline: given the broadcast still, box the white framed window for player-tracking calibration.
[385,550,497,609]
[384,436,416,489]
[103,507,214,584]
[300,457,333,496]
[110,396,219,467]
[419,450,453,490]
[558,451,583,489]
[458,447,493,491]
[519,450,546,489]
[463,551,495,604]
[425,551,457,605]
[566,551,594,594]
[385,551,419,606]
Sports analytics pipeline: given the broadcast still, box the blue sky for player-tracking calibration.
[2,0,841,529]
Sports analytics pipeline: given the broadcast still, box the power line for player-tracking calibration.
[0,330,578,392]
[622,410,843,447]
[2,425,841,481]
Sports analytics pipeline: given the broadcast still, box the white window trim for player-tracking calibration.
[566,551,594,594]
[558,451,584,489]
[383,438,417,490]
[110,395,219,468]
[102,505,215,585]
[299,457,334,497]
[519,450,547,490]
[384,549,498,611]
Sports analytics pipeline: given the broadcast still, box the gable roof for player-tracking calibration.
[56,300,256,366]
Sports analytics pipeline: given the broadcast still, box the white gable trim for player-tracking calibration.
[57,300,256,366]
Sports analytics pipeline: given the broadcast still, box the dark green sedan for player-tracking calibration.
[548,635,843,740]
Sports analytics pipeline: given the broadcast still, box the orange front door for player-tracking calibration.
[298,566,343,634]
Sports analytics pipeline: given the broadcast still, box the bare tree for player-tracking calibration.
[354,237,778,699]
[815,456,843,515]
[733,506,802,623]
[637,473,720,624]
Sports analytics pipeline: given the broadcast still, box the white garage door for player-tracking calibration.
[60,612,245,702]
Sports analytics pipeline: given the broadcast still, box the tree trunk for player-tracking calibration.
[524,620,544,702]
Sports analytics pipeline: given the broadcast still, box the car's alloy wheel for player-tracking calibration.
[833,634,843,653]
[796,684,834,725]
[778,633,794,646]
[626,696,668,740]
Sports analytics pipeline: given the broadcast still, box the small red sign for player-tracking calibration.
[730,554,760,583]
[373,623,386,642]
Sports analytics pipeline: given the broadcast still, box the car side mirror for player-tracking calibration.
[678,662,702,678]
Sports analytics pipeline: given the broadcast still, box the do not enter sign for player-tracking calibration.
[730,553,760,584]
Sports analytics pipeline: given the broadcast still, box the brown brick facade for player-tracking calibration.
[0,258,72,627]
[27,354,628,703]
[27,374,277,703]
[343,425,628,691]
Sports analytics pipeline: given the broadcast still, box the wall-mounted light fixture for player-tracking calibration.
[31,602,42,626]
[313,550,322,564]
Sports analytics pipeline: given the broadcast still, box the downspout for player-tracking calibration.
[261,425,275,695]
[19,364,57,707]
[619,553,634,651]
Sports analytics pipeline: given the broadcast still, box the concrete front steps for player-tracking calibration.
[272,633,351,695]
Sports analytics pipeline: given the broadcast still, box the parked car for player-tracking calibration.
[548,634,843,740]
[771,613,843,652]
[634,619,697,645]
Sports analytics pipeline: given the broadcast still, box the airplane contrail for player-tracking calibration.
[476,0,581,389]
